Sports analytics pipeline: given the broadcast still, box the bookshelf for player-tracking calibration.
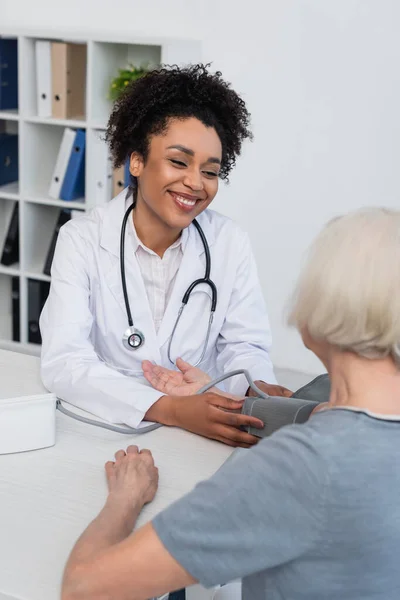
[0,29,201,355]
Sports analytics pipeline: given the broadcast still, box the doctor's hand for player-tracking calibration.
[142,358,211,396]
[175,393,264,447]
[247,380,293,398]
[147,392,264,448]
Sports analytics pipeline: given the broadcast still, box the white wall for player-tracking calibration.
[3,0,400,376]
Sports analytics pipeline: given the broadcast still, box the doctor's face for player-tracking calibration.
[131,117,222,231]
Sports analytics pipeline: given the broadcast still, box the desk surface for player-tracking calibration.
[0,349,233,600]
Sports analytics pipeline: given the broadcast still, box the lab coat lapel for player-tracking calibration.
[157,223,206,350]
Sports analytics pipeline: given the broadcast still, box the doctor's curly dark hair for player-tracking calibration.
[105,63,252,181]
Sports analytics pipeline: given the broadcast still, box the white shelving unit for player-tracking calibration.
[0,29,201,355]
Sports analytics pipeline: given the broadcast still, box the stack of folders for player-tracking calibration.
[0,38,18,110]
[0,132,18,187]
[28,279,51,344]
[35,40,86,119]
[43,209,71,276]
[49,128,85,201]
[0,203,18,267]
[42,208,82,277]
[11,277,20,342]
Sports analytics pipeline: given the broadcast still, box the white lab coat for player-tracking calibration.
[39,190,276,428]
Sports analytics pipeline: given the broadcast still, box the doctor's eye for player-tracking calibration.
[169,159,187,168]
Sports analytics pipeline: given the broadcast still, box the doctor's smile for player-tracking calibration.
[168,191,204,212]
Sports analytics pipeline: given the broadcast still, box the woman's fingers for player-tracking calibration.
[105,461,115,478]
[114,449,126,461]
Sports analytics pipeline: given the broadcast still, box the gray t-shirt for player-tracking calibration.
[153,408,400,599]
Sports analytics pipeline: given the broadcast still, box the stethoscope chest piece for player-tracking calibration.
[123,326,145,350]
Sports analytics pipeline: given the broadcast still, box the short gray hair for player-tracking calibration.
[288,208,400,364]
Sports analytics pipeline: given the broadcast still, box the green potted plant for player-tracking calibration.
[109,64,150,101]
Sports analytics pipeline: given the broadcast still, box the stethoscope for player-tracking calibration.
[120,202,217,366]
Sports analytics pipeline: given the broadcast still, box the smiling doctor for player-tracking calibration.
[39,64,291,447]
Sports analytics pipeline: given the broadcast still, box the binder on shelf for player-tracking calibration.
[35,40,52,118]
[43,210,71,276]
[112,159,130,198]
[11,276,20,342]
[92,133,112,205]
[60,129,86,201]
[28,279,50,344]
[0,202,19,266]
[51,42,86,119]
[48,127,76,199]
[0,38,18,111]
[0,133,18,186]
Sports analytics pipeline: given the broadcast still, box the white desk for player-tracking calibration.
[0,349,234,600]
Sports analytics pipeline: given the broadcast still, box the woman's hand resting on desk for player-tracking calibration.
[142,360,264,448]
[105,445,158,509]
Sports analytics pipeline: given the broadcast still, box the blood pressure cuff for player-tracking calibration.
[242,373,330,438]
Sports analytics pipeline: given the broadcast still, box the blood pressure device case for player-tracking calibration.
[0,393,56,454]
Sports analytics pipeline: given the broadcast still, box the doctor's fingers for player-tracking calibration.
[143,369,177,391]
[215,425,260,448]
[145,363,176,383]
[206,393,245,411]
[215,410,264,431]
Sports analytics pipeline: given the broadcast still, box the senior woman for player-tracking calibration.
[62,207,400,600]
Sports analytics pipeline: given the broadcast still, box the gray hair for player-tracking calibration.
[288,207,400,365]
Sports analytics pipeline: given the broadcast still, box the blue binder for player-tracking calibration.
[60,129,86,201]
[0,39,18,110]
[124,158,131,186]
[0,133,18,185]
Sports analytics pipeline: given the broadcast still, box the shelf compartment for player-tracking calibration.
[0,181,19,199]
[0,273,20,342]
[90,41,161,125]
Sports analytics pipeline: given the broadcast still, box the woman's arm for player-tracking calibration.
[62,425,326,600]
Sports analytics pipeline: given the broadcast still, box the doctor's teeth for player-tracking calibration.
[177,196,196,206]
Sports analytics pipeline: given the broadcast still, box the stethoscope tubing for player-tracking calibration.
[120,202,217,364]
